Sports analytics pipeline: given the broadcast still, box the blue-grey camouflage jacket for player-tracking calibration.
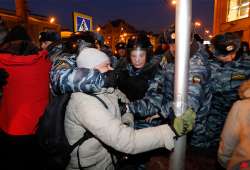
[206,53,250,147]
[126,63,164,118]
[49,44,105,95]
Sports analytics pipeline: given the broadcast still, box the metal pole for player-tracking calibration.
[169,0,192,170]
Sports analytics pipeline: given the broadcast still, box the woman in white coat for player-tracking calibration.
[218,80,250,170]
[65,48,195,170]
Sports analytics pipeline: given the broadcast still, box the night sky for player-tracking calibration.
[0,0,214,33]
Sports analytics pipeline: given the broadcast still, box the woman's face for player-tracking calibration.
[94,60,113,73]
[130,49,147,69]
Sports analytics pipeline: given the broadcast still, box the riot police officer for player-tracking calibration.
[207,32,250,148]
[161,25,212,148]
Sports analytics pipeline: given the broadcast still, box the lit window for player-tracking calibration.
[227,0,250,22]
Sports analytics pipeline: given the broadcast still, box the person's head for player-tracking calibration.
[239,80,250,99]
[76,48,113,73]
[64,31,100,54]
[3,25,30,43]
[211,32,240,62]
[0,19,8,44]
[126,34,153,69]
[39,31,60,50]
[165,24,176,55]
[115,42,126,58]
[158,35,168,51]
[94,32,104,50]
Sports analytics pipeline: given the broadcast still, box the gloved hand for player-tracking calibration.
[118,99,128,116]
[172,108,196,137]
[121,112,134,127]
[115,89,129,104]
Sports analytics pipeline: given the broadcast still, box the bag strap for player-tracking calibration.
[74,94,110,170]
[89,94,108,109]
[70,94,108,152]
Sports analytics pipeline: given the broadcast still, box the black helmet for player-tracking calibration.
[126,34,153,62]
[115,42,126,50]
[127,34,152,51]
[63,31,99,54]
[39,31,60,42]
[211,32,240,57]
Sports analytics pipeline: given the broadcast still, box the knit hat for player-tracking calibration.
[76,48,110,69]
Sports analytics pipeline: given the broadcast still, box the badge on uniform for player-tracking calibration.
[226,44,235,52]
[231,73,246,80]
[192,75,201,84]
[171,33,176,40]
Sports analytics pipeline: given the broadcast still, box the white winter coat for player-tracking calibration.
[65,89,175,170]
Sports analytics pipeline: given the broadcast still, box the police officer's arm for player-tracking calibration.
[128,69,164,117]
[187,56,210,113]
[50,55,105,95]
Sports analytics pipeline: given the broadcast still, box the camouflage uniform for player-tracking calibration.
[50,52,105,95]
[161,41,212,148]
[117,61,164,129]
[206,55,250,147]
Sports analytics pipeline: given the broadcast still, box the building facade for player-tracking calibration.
[0,8,60,45]
[214,0,250,42]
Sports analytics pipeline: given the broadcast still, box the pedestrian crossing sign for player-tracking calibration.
[73,12,93,32]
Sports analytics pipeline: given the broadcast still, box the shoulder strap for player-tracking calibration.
[70,94,109,150]
[72,94,112,169]
[89,94,109,109]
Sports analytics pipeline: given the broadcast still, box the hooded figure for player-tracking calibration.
[0,25,50,170]
[218,80,250,170]
[65,47,196,170]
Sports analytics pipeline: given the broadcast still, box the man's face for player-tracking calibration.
[217,52,237,62]
[130,49,147,69]
[117,49,126,57]
[40,41,53,50]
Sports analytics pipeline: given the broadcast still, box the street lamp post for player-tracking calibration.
[169,0,192,169]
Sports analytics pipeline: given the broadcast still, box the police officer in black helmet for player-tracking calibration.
[115,42,127,59]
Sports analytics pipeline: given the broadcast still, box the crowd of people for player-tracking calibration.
[0,19,250,170]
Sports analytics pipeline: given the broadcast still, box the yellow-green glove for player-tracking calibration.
[172,108,196,137]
